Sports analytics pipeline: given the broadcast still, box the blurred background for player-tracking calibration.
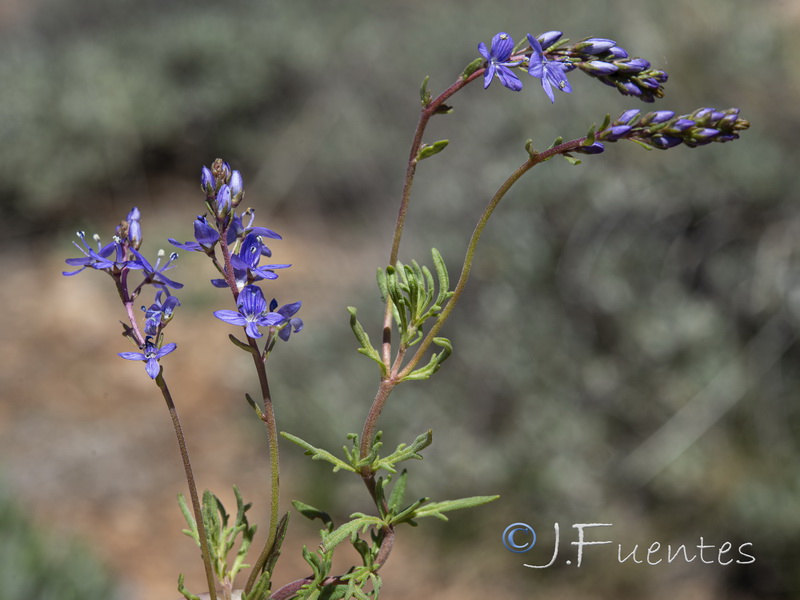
[1,0,798,598]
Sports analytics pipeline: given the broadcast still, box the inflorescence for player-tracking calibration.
[479,31,668,103]
[577,107,751,154]
[63,159,302,379]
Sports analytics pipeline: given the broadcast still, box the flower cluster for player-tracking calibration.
[478,31,667,103]
[63,208,184,379]
[564,37,668,102]
[576,107,751,154]
[180,159,304,343]
[63,160,303,379]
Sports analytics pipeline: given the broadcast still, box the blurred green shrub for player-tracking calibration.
[0,485,120,600]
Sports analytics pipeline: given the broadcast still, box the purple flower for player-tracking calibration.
[527,34,572,103]
[269,299,304,341]
[225,210,282,253]
[129,248,183,290]
[213,285,285,339]
[212,232,290,289]
[478,32,523,91]
[116,207,142,249]
[118,337,177,379]
[63,231,134,276]
[169,215,220,252]
[143,291,181,336]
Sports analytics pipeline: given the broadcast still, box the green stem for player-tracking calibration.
[156,373,217,600]
[397,136,589,379]
[243,340,281,595]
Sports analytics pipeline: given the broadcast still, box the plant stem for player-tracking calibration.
[156,373,217,600]
[359,379,396,475]
[243,339,281,595]
[398,136,589,378]
[381,70,483,366]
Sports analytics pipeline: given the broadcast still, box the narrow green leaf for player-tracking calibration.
[419,75,432,107]
[292,500,334,530]
[431,248,451,306]
[460,57,484,80]
[525,138,538,158]
[281,432,357,473]
[388,496,429,526]
[388,470,409,513]
[321,515,385,552]
[376,268,389,303]
[629,138,655,151]
[373,430,432,473]
[599,112,611,131]
[401,337,452,381]
[228,334,257,354]
[243,570,272,600]
[412,495,500,521]
[416,139,449,161]
[178,573,201,600]
[346,307,386,374]
[262,512,290,576]
[177,493,200,545]
[561,154,582,165]
[245,393,265,420]
[584,123,597,145]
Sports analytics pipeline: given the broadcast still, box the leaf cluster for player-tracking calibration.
[178,487,260,600]
[287,468,497,600]
[281,430,432,475]
[348,249,454,381]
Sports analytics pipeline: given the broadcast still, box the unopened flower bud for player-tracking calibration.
[211,158,232,187]
[615,58,650,74]
[215,184,232,222]
[599,125,632,141]
[667,118,696,133]
[229,170,244,206]
[575,141,605,154]
[575,37,616,55]
[537,30,563,49]
[651,135,683,149]
[616,109,641,124]
[607,46,629,59]
[201,166,215,195]
[640,110,675,125]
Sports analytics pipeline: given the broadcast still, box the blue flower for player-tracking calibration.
[478,32,523,91]
[225,210,282,254]
[116,207,142,249]
[143,291,181,336]
[63,231,135,276]
[527,34,573,103]
[211,232,290,289]
[169,215,220,253]
[213,285,285,339]
[129,248,183,290]
[118,337,177,379]
[269,299,303,341]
